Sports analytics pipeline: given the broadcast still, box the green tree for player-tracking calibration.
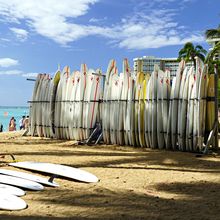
[178,42,207,68]
[205,41,220,74]
[205,24,220,74]
[205,25,220,40]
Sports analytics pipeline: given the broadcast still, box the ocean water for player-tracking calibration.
[0,106,29,131]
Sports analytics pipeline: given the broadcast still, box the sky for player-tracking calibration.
[0,0,219,106]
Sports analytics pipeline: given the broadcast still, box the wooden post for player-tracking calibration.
[214,64,219,149]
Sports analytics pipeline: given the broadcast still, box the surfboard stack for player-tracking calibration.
[29,58,215,153]
[0,162,99,211]
[30,65,101,140]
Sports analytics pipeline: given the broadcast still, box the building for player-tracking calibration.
[206,37,220,60]
[133,56,193,78]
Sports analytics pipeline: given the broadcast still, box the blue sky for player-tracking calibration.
[0,0,219,106]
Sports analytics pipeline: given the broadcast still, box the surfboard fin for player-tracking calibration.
[48,174,59,183]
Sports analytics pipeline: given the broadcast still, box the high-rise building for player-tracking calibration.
[133,56,193,78]
[206,36,220,59]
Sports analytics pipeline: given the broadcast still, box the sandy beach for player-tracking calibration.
[0,131,219,220]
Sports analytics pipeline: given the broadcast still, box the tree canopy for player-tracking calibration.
[178,42,207,68]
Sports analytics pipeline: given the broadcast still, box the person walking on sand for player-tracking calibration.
[9,117,16,131]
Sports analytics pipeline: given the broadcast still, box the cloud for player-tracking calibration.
[0,70,40,78]
[0,58,19,67]
[21,72,38,78]
[10,27,28,41]
[108,10,204,49]
[0,0,204,49]
[0,70,22,75]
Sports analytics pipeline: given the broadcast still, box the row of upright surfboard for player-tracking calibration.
[0,161,99,211]
[29,58,215,152]
[30,65,101,140]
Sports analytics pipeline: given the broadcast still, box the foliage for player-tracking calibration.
[178,42,207,68]
[205,25,220,39]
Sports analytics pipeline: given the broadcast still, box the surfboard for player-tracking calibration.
[157,69,165,149]
[145,75,152,148]
[138,75,148,147]
[142,74,150,148]
[193,57,204,151]
[0,174,44,191]
[178,67,192,151]
[185,67,195,152]
[0,168,59,187]
[74,64,87,140]
[110,71,120,144]
[166,77,176,150]
[171,60,185,149]
[126,76,135,146]
[0,183,25,196]
[197,65,208,151]
[49,69,61,137]
[0,193,27,210]
[34,74,45,137]
[102,60,116,144]
[177,67,188,150]
[54,67,69,139]
[151,65,159,149]
[9,161,99,183]
[30,74,42,136]
[206,74,215,134]
[134,72,145,147]
[118,58,130,145]
[161,69,170,148]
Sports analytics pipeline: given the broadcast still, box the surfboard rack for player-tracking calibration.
[77,122,103,145]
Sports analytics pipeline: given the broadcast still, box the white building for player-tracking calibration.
[206,37,220,59]
[133,56,193,78]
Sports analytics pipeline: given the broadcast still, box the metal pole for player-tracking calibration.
[214,64,219,149]
[26,78,36,81]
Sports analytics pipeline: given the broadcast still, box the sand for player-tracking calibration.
[0,131,219,220]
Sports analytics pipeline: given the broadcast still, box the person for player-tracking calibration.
[9,117,16,131]
[19,116,25,130]
[24,116,29,130]
[0,123,3,132]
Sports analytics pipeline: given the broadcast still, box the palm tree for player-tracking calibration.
[205,41,220,68]
[178,42,207,68]
[205,25,220,41]
[205,24,220,74]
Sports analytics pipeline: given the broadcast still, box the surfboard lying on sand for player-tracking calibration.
[0,193,27,211]
[9,161,99,183]
[0,174,44,191]
[0,183,25,196]
[0,168,59,187]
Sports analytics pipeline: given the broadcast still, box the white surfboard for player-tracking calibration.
[157,69,165,149]
[0,174,44,191]
[0,193,27,211]
[0,183,25,197]
[0,168,58,187]
[126,76,135,146]
[151,65,159,149]
[9,161,99,183]
[102,60,116,144]
[171,60,185,149]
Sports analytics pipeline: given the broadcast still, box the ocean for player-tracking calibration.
[0,106,29,132]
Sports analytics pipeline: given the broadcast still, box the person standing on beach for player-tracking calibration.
[19,116,25,130]
[24,116,29,130]
[9,117,16,131]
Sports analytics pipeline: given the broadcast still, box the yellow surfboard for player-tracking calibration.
[206,74,215,133]
[134,72,145,146]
